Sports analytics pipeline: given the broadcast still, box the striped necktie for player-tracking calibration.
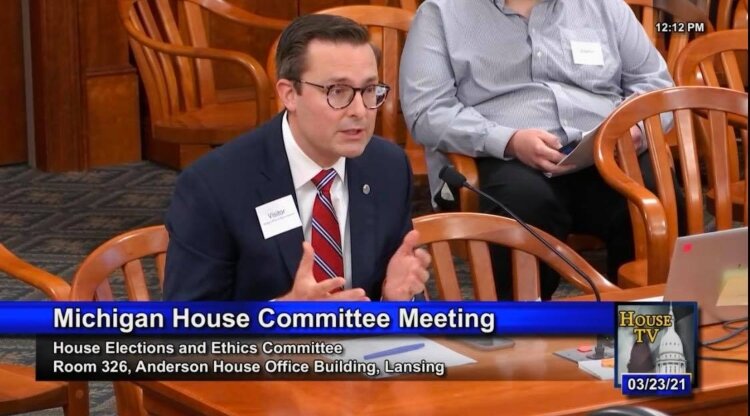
[310,169,343,289]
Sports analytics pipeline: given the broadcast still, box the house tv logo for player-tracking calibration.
[615,302,698,396]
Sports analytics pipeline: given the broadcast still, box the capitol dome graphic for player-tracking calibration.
[655,304,687,374]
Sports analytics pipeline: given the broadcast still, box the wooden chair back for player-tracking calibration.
[0,244,88,416]
[594,86,748,286]
[118,0,288,168]
[70,225,169,302]
[120,0,280,127]
[718,0,749,29]
[68,225,169,416]
[625,0,714,73]
[267,5,427,177]
[412,213,620,301]
[675,29,748,193]
[675,29,748,91]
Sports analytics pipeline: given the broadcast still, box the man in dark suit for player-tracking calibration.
[164,14,430,301]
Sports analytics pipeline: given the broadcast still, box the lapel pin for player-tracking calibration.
[362,184,370,195]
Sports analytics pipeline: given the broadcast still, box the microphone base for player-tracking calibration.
[586,344,614,360]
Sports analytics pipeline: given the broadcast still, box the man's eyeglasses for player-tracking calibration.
[295,80,390,109]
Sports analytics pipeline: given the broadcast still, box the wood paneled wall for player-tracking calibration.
[29,0,140,171]
[0,0,27,165]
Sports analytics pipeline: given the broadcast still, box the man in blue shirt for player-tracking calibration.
[400,0,674,298]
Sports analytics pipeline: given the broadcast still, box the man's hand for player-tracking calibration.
[505,129,575,174]
[382,230,431,301]
[277,242,369,301]
[630,124,643,152]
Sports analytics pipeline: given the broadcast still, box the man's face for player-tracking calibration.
[279,40,379,167]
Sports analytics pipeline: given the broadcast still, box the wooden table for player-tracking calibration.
[137,286,748,415]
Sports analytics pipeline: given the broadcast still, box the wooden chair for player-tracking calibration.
[266,5,427,179]
[0,225,168,416]
[371,0,418,11]
[68,225,169,416]
[594,86,748,288]
[0,245,89,416]
[118,0,288,169]
[718,0,748,30]
[412,213,620,301]
[625,0,714,74]
[675,29,748,219]
[717,0,749,85]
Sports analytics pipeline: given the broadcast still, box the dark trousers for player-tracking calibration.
[475,153,658,300]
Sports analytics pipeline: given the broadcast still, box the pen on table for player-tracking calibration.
[363,342,425,360]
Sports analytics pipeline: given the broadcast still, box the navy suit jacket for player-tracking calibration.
[163,113,414,300]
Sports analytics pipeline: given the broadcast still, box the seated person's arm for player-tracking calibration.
[399,2,517,161]
[399,3,568,173]
[613,0,673,96]
[610,0,674,152]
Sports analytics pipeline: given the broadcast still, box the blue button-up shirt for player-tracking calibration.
[400,0,673,197]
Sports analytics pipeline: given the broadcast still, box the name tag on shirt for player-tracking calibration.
[255,195,302,239]
[570,40,604,66]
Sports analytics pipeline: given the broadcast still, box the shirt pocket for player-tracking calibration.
[557,26,618,92]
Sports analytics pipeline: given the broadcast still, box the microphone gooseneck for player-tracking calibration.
[439,166,602,301]
[438,165,609,358]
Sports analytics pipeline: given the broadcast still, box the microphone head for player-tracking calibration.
[438,165,468,188]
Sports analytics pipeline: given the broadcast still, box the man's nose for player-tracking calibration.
[346,91,368,117]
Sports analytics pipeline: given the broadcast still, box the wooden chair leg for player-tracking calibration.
[63,381,89,416]
[145,139,212,170]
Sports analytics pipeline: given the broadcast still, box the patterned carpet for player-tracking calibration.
[0,161,589,415]
[0,162,178,415]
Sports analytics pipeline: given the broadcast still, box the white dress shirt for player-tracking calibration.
[281,113,353,288]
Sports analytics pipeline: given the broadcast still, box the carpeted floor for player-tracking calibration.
[0,161,594,415]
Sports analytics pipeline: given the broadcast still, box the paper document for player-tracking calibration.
[578,359,614,380]
[634,296,664,302]
[328,336,476,378]
[544,123,602,178]
[716,268,748,306]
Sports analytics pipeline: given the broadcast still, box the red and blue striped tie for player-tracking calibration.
[311,169,343,289]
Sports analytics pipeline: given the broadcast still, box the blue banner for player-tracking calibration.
[0,301,614,335]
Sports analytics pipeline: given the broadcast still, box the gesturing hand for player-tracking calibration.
[382,230,431,301]
[277,242,370,301]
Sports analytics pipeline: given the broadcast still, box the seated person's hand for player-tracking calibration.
[382,230,431,301]
[629,124,643,152]
[505,128,575,174]
[277,242,370,301]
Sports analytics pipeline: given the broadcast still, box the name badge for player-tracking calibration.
[570,40,604,66]
[255,195,302,239]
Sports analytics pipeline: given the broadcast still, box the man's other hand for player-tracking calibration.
[277,242,369,301]
[382,230,431,301]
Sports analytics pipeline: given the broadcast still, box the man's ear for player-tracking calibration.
[276,79,297,112]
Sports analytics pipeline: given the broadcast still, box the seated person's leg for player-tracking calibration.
[564,161,633,281]
[476,158,572,300]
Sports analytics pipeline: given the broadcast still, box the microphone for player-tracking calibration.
[439,165,611,359]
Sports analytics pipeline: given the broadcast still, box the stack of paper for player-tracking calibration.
[578,359,614,380]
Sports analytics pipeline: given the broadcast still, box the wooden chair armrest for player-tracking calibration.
[187,0,288,31]
[595,145,672,284]
[0,244,70,300]
[446,152,480,212]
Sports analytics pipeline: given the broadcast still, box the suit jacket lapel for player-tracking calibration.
[347,157,377,290]
[256,114,303,285]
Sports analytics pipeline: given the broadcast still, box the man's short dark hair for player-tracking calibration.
[275,14,375,86]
